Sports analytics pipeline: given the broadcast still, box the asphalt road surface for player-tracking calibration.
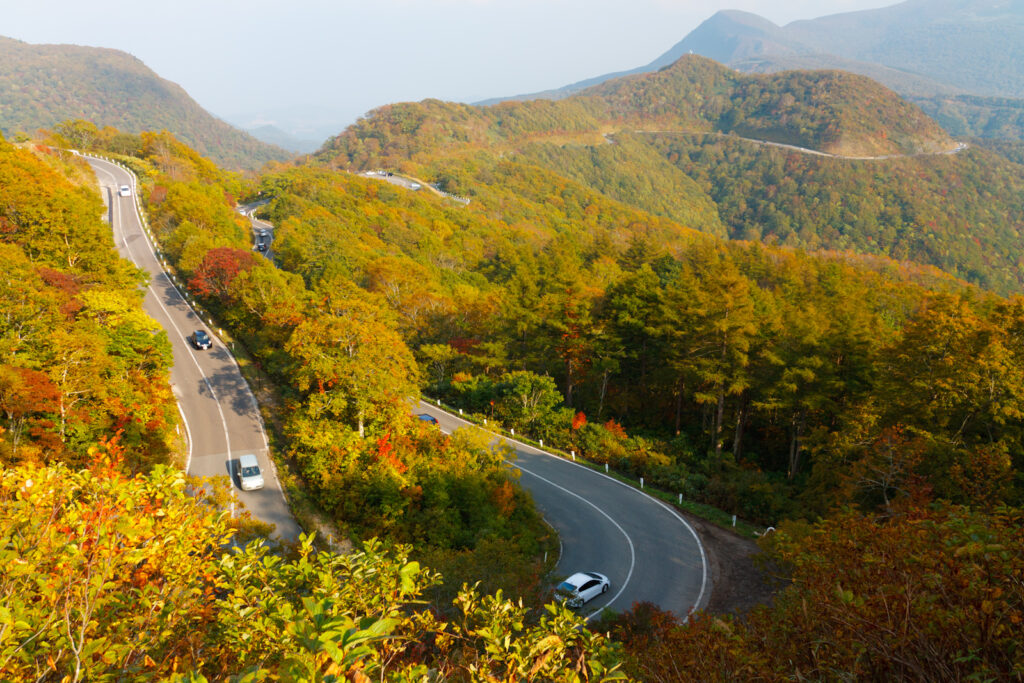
[416,402,709,620]
[88,157,300,542]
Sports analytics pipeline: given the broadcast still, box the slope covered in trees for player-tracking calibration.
[87,129,557,603]
[321,55,952,170]
[315,56,1024,296]
[0,36,291,170]
[9,117,1019,680]
[257,156,1024,523]
[0,136,176,469]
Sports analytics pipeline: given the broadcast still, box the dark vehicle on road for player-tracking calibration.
[416,413,439,425]
[189,329,212,350]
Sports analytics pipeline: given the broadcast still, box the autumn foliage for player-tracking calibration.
[604,503,1024,681]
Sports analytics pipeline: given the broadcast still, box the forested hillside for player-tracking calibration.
[322,56,952,170]
[0,136,176,468]
[0,130,629,680]
[262,128,1024,677]
[7,111,1022,678]
[315,55,1024,295]
[0,36,291,170]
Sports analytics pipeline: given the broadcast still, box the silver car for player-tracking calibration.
[238,454,265,491]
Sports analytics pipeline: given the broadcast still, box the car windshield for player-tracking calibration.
[195,331,209,342]
[556,582,577,594]
[241,465,260,477]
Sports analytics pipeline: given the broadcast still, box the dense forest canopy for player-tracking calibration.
[0,131,632,680]
[314,55,1024,297]
[0,137,175,469]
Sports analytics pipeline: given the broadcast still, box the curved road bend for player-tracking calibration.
[417,402,709,620]
[89,157,300,542]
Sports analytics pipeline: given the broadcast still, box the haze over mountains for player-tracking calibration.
[0,36,291,169]
[482,0,1024,140]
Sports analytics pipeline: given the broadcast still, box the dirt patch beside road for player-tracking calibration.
[684,514,781,616]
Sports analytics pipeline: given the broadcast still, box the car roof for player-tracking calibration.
[239,454,259,466]
[194,329,209,336]
[562,572,593,588]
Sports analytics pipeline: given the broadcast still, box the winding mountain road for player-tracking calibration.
[89,160,708,617]
[88,157,300,542]
[417,402,709,620]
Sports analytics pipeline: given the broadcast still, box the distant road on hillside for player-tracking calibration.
[416,402,709,621]
[89,157,301,542]
[623,130,968,159]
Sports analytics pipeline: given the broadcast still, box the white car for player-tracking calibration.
[556,571,610,607]
[238,454,265,491]
[118,185,132,197]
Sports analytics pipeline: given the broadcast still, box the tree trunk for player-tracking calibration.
[565,358,574,408]
[358,411,365,438]
[674,377,685,435]
[788,413,803,479]
[714,388,725,456]
[598,369,610,419]
[732,395,747,459]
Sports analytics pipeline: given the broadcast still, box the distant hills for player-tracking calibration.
[482,0,1024,140]
[0,36,292,170]
[320,55,1024,294]
[324,56,953,166]
[242,124,321,154]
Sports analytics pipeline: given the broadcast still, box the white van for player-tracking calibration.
[238,454,265,491]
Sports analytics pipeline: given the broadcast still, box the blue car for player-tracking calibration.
[416,413,439,425]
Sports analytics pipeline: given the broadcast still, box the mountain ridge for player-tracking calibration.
[477,0,1024,140]
[0,36,291,170]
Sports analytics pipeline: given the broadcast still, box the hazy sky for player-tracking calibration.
[5,0,897,137]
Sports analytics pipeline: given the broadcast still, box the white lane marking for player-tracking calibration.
[511,460,635,621]
[90,158,233,486]
[178,401,193,472]
[427,401,709,614]
[91,157,291,532]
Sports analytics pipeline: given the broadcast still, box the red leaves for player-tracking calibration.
[149,185,168,204]
[188,247,257,301]
[571,411,587,431]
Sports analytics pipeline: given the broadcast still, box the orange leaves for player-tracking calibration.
[374,432,407,475]
[490,480,517,518]
[603,419,627,440]
[571,411,587,431]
